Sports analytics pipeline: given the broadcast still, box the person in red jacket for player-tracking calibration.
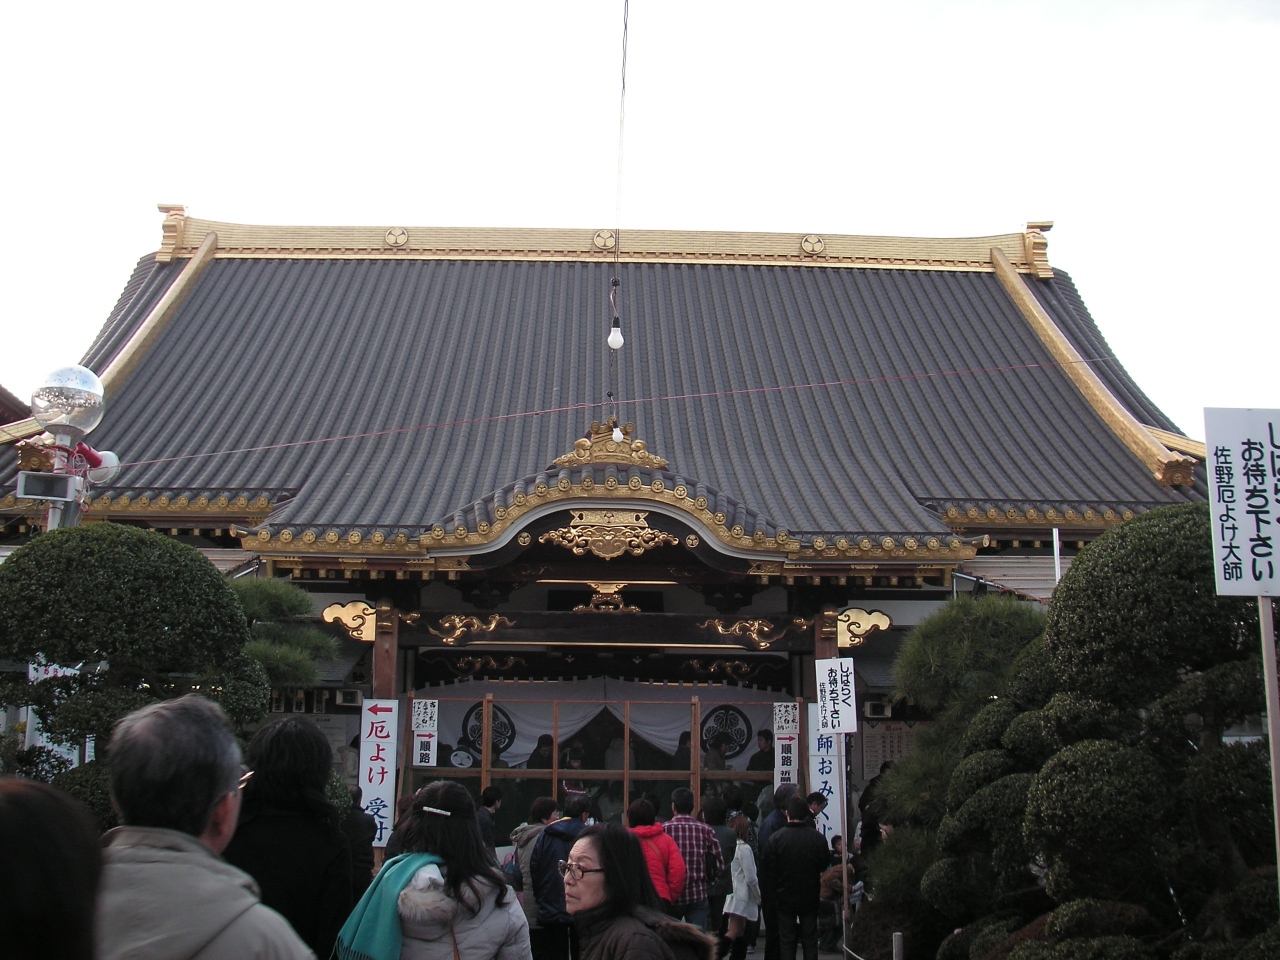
[626,798,686,911]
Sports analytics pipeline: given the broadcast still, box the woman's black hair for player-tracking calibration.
[0,779,103,960]
[575,823,662,919]
[701,796,728,826]
[626,797,656,827]
[241,717,338,827]
[399,780,509,912]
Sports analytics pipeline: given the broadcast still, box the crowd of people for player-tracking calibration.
[0,696,879,960]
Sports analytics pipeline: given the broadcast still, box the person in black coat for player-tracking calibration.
[223,717,353,959]
[528,793,593,960]
[759,797,832,960]
[340,784,378,901]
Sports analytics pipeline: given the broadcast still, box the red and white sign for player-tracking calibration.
[359,699,399,847]
[411,698,440,767]
[773,701,800,790]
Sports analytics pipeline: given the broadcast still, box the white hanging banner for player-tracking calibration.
[773,701,800,789]
[411,698,440,768]
[1205,408,1280,597]
[807,704,845,844]
[420,678,781,770]
[359,698,399,847]
[815,657,858,733]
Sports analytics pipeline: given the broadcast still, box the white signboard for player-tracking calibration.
[25,661,82,767]
[359,698,400,847]
[815,657,858,734]
[807,704,845,844]
[1206,408,1280,597]
[411,698,440,767]
[773,701,800,789]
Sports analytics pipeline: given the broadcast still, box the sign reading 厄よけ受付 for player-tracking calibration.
[1205,409,1280,597]
[814,657,857,734]
[411,698,440,767]
[359,699,399,847]
[773,701,800,790]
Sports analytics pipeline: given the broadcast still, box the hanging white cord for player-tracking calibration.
[605,0,630,429]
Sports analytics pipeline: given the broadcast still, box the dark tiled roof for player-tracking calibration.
[3,255,1201,544]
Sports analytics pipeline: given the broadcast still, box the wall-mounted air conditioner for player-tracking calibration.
[336,689,363,707]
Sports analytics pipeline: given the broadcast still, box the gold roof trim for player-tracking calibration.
[992,247,1196,486]
[1143,427,1206,461]
[151,208,1047,274]
[242,477,979,565]
[553,418,669,469]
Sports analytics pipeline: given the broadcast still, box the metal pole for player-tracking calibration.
[839,732,851,950]
[1258,596,1280,917]
[892,931,904,960]
[1052,527,1062,584]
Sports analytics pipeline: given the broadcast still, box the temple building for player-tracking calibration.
[0,207,1206,833]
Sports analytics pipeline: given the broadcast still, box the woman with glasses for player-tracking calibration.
[562,823,715,960]
[336,780,531,960]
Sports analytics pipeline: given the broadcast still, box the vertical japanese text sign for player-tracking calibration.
[773,701,800,790]
[359,698,400,847]
[806,704,845,843]
[411,699,440,768]
[815,657,858,734]
[1206,409,1280,597]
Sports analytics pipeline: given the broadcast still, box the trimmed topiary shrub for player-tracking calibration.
[946,750,1017,812]
[1042,504,1253,709]
[1044,899,1159,941]
[963,700,1019,756]
[51,760,117,832]
[1006,936,1153,960]
[1023,740,1167,900]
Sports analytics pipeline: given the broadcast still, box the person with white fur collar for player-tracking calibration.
[336,781,530,960]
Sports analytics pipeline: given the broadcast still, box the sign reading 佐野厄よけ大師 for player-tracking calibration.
[359,699,399,847]
[411,698,440,767]
[1205,408,1280,597]
[773,701,800,790]
[814,657,857,734]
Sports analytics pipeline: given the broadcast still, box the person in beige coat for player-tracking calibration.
[96,695,314,960]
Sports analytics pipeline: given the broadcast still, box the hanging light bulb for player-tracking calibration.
[612,425,625,443]
[607,315,624,350]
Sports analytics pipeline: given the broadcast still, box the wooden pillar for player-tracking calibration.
[691,697,701,808]
[814,605,839,661]
[373,600,400,700]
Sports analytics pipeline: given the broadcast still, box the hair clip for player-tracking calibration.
[422,805,452,816]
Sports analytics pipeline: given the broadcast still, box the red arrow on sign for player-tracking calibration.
[368,704,393,715]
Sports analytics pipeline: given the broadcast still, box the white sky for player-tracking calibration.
[1,0,1276,441]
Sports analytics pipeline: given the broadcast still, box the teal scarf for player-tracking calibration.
[335,853,443,960]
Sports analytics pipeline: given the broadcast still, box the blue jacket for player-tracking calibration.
[756,809,787,853]
[529,816,587,925]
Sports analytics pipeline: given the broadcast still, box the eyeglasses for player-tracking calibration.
[238,766,254,790]
[557,860,605,881]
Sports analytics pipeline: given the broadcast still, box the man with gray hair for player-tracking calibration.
[97,695,314,960]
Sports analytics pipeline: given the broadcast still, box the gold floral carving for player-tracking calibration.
[425,655,527,676]
[837,608,893,647]
[573,583,640,613]
[687,659,766,682]
[553,417,669,469]
[540,508,679,560]
[428,614,516,645]
[322,601,377,642]
[696,617,810,651]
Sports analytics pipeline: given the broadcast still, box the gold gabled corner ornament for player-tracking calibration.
[1023,220,1053,278]
[540,508,679,560]
[837,607,892,647]
[156,204,187,263]
[553,416,669,470]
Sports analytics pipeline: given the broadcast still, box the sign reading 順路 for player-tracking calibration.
[1205,408,1280,597]
[773,701,800,791]
[411,698,440,767]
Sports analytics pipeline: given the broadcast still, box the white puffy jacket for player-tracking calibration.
[398,863,531,960]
